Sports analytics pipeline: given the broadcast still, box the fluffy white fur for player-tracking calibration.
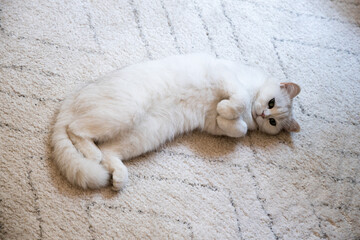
[51,53,300,190]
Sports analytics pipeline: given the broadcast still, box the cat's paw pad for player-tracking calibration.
[111,168,128,191]
[217,100,239,119]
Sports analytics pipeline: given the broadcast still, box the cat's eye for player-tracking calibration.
[269,118,276,126]
[268,98,275,109]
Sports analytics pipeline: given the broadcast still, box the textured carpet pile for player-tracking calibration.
[1,0,359,239]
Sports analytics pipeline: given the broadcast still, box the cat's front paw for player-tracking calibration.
[217,116,247,138]
[111,168,128,191]
[217,99,241,119]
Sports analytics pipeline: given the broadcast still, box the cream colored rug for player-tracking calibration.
[1,0,359,239]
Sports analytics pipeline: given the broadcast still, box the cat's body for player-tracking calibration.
[52,53,300,190]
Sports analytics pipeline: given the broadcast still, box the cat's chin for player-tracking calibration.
[247,109,259,131]
[255,117,262,128]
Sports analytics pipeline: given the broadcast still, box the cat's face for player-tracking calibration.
[252,81,301,135]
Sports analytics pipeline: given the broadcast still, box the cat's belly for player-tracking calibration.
[105,106,204,160]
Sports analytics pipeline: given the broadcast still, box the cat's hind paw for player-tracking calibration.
[111,168,128,191]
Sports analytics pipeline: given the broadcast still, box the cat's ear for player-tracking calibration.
[284,119,300,132]
[280,82,301,99]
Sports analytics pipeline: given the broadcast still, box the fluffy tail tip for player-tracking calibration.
[71,163,110,189]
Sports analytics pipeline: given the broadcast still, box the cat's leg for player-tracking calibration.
[217,92,249,120]
[67,111,137,163]
[98,132,149,191]
[67,121,103,163]
[216,116,248,138]
[100,150,128,191]
[66,102,144,163]
[98,119,171,190]
[98,130,153,191]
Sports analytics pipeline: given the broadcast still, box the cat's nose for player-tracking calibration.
[261,112,265,118]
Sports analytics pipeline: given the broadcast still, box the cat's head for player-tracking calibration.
[253,81,301,135]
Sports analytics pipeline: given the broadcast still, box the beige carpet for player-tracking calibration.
[1,0,360,239]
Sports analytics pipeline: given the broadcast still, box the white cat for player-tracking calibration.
[51,53,300,191]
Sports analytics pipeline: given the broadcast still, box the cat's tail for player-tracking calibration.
[51,110,109,189]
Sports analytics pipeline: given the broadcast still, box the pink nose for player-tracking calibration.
[261,112,265,118]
